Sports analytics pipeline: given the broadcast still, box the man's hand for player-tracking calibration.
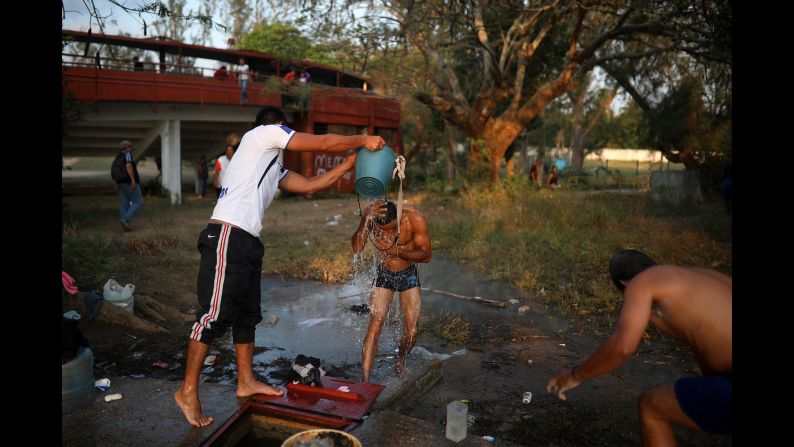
[362,136,386,152]
[546,369,581,401]
[364,199,387,221]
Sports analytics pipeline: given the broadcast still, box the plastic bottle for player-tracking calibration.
[446,400,468,442]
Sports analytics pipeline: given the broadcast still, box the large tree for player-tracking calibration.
[297,0,730,182]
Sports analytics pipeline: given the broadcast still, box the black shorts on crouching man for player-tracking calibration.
[190,223,264,345]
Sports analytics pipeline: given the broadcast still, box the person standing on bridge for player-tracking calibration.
[237,58,250,104]
[174,105,387,428]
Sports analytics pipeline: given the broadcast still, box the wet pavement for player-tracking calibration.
[249,252,563,384]
[63,253,729,446]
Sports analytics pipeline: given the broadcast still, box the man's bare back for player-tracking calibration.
[641,266,732,374]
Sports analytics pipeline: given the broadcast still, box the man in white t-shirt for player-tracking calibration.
[213,144,235,198]
[237,58,250,104]
[175,106,386,428]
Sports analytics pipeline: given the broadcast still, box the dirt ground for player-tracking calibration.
[62,193,731,446]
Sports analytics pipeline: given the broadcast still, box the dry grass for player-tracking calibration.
[423,183,731,331]
[62,184,731,335]
[421,311,472,346]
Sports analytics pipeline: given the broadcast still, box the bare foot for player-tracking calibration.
[174,386,214,428]
[236,379,283,398]
[395,362,410,381]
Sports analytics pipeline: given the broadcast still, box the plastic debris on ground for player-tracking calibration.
[63,310,81,320]
[104,393,123,402]
[412,346,467,361]
[508,299,519,304]
[518,305,530,313]
[131,352,143,361]
[95,378,111,391]
[152,359,169,369]
[266,315,279,325]
[522,391,533,404]
[204,355,219,366]
[483,436,495,442]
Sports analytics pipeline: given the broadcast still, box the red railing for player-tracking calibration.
[63,67,279,109]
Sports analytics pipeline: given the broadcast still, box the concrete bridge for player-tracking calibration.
[62,30,401,203]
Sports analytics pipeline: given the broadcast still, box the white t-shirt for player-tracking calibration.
[210,124,295,237]
[215,155,231,187]
[238,64,250,82]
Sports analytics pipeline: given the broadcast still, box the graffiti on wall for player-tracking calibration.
[314,154,353,182]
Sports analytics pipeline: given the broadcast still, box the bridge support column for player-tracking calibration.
[161,119,182,205]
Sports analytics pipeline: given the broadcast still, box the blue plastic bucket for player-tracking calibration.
[355,145,396,198]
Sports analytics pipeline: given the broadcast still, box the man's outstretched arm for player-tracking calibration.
[546,274,654,400]
[278,153,356,195]
[287,133,385,153]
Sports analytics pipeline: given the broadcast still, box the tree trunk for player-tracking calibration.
[571,126,585,170]
[482,119,524,182]
[521,131,530,177]
[445,127,458,184]
[505,158,515,177]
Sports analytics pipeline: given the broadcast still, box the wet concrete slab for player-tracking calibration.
[352,410,492,446]
[373,358,443,412]
[62,377,241,447]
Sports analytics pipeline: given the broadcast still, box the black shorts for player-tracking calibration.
[373,264,421,292]
[674,373,732,434]
[190,223,264,345]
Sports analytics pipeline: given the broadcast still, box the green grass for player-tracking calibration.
[424,184,731,332]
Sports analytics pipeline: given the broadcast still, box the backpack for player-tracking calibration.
[111,153,130,182]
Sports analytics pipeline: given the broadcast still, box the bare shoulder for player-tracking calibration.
[634,265,730,294]
[404,206,428,225]
[629,265,682,293]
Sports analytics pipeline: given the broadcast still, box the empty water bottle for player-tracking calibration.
[446,400,468,442]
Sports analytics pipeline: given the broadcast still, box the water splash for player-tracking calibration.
[349,251,405,365]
